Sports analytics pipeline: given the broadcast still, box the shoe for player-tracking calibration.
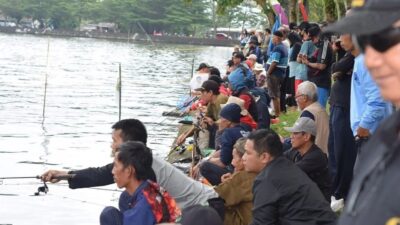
[331,197,344,212]
[271,118,280,124]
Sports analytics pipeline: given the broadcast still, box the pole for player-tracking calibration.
[42,39,50,124]
[118,63,122,121]
[189,58,195,96]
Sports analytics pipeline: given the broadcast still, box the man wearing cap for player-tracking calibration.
[245,54,257,70]
[190,63,211,95]
[242,129,336,225]
[324,0,400,224]
[265,30,289,119]
[284,117,331,201]
[199,103,251,185]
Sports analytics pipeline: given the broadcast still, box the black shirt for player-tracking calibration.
[329,52,355,108]
[251,156,336,225]
[307,40,333,89]
[284,144,332,201]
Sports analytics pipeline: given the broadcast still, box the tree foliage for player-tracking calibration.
[0,0,212,34]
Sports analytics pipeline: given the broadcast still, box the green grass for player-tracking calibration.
[271,108,300,138]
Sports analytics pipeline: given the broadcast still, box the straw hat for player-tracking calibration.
[253,63,264,71]
[221,96,248,116]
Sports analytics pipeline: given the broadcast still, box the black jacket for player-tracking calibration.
[284,144,331,201]
[339,110,400,225]
[68,163,156,189]
[251,156,336,225]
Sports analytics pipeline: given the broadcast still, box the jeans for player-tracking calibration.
[328,106,357,200]
[200,161,233,186]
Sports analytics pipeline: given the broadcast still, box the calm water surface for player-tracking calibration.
[0,33,231,224]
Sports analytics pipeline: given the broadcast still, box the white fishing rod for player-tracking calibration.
[117,63,122,121]
[42,38,50,125]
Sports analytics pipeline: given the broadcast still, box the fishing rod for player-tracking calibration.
[0,174,75,196]
[42,38,50,125]
[118,63,122,121]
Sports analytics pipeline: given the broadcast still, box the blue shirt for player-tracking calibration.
[119,181,157,225]
[297,40,316,79]
[266,43,288,77]
[220,124,251,166]
[350,55,393,136]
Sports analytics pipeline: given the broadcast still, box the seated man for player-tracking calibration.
[214,137,257,225]
[199,103,251,185]
[177,80,228,149]
[242,129,336,225]
[100,141,180,225]
[41,119,218,209]
[284,117,331,201]
[295,81,329,154]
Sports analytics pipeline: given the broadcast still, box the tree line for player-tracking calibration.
[0,0,267,36]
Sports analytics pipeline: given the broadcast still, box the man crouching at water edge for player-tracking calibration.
[100,141,180,225]
[243,129,337,225]
[41,119,218,209]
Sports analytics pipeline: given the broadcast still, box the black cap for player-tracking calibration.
[209,67,221,76]
[233,52,246,61]
[273,30,284,38]
[180,205,223,225]
[308,26,321,38]
[208,75,223,85]
[194,80,220,94]
[196,63,210,71]
[324,0,400,35]
[289,22,298,30]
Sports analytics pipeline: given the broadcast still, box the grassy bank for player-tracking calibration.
[271,108,300,138]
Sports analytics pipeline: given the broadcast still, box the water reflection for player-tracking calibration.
[0,33,231,224]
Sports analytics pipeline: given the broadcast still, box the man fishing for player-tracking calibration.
[41,118,218,209]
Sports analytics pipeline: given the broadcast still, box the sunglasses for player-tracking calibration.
[352,27,400,53]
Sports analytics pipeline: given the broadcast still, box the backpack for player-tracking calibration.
[142,180,181,223]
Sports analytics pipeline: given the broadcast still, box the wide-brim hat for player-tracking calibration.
[324,0,400,35]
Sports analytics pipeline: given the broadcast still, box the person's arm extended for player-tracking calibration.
[68,163,114,189]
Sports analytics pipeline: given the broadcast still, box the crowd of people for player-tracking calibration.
[41,0,400,224]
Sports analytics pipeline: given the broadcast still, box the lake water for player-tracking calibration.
[0,33,231,224]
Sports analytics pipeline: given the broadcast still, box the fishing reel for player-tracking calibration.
[34,181,49,196]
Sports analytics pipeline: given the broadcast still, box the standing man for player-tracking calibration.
[265,31,289,120]
[324,0,400,224]
[328,34,357,202]
[350,54,392,152]
[300,26,333,108]
[243,129,336,225]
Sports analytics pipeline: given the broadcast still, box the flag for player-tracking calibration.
[298,0,309,21]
